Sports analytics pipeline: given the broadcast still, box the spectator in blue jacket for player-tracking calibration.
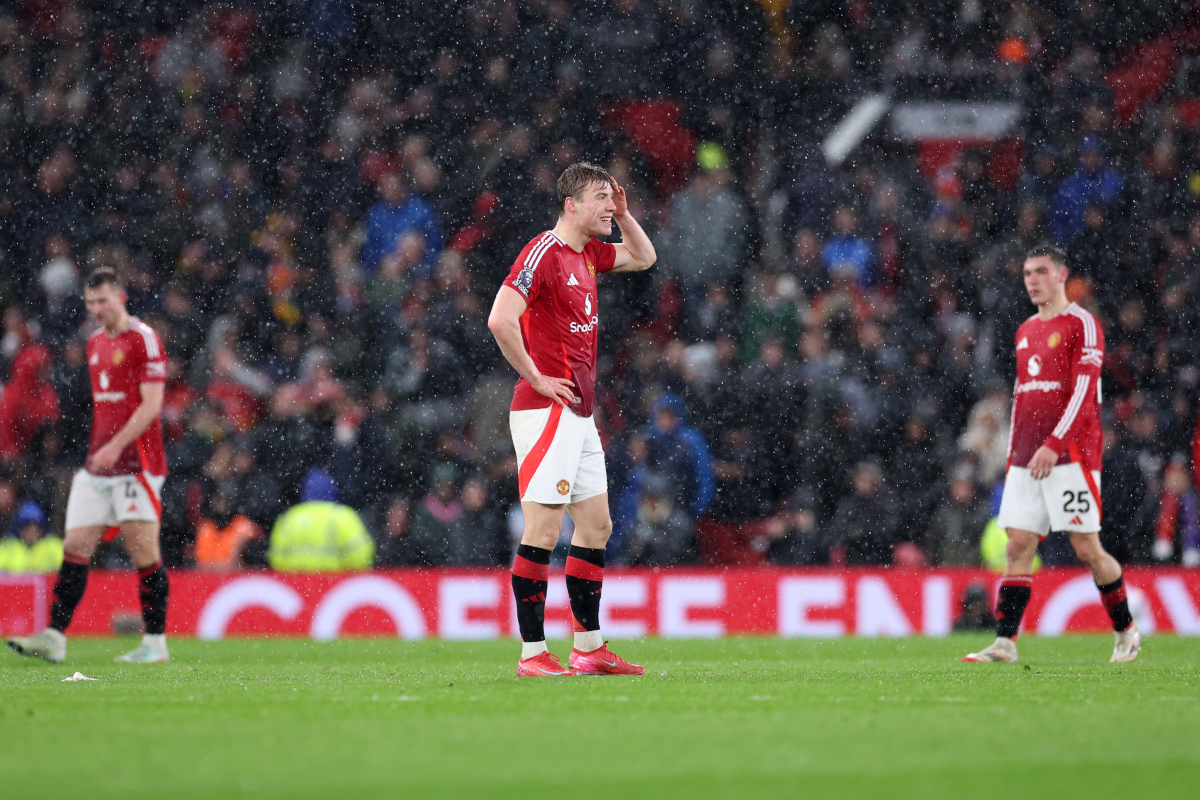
[822,205,874,288]
[641,393,715,521]
[360,172,443,276]
[1052,134,1123,247]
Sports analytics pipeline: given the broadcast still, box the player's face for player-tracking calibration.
[1022,256,1066,305]
[572,181,617,237]
[84,284,126,328]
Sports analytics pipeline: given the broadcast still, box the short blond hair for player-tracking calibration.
[556,162,612,211]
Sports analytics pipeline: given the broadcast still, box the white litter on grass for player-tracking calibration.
[62,672,97,682]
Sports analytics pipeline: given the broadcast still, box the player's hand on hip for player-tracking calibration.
[1027,445,1059,480]
[87,442,121,473]
[531,374,576,406]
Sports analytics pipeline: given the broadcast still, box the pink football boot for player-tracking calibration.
[517,651,576,677]
[569,642,645,676]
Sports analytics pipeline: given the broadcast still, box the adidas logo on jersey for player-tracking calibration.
[1068,515,1083,526]
[567,273,580,286]
[1017,337,1029,350]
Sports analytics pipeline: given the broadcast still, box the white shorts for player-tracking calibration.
[510,405,607,505]
[997,464,1101,536]
[65,470,165,530]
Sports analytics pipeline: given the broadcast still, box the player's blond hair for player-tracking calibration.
[556,162,612,211]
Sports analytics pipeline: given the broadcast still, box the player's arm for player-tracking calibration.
[1028,328,1104,479]
[608,180,656,273]
[88,382,165,473]
[487,286,575,406]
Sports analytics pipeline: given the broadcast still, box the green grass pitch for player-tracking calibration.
[1,635,1197,799]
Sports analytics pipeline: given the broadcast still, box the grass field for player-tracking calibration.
[1,635,1197,799]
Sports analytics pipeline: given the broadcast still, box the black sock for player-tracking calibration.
[137,562,169,635]
[49,557,89,632]
[565,545,605,633]
[511,544,551,643]
[1098,576,1134,632]
[995,577,1033,640]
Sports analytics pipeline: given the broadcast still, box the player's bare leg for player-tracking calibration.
[512,501,573,676]
[964,528,1040,663]
[7,525,107,663]
[1068,531,1140,662]
[113,520,170,663]
[565,493,644,676]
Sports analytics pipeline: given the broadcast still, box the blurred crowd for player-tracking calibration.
[1,1,1198,573]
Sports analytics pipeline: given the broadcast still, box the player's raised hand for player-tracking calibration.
[531,374,576,407]
[1027,445,1058,480]
[610,177,628,218]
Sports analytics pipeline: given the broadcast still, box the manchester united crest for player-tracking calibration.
[556,480,570,495]
[586,261,595,277]
[1047,332,1062,348]
[112,350,125,365]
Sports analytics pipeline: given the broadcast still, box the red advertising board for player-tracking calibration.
[2,568,1198,639]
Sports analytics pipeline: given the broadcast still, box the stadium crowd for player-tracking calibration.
[1,0,1198,573]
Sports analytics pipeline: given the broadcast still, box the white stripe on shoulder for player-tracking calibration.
[524,232,558,270]
[1066,304,1096,346]
[131,319,160,359]
[1070,305,1095,345]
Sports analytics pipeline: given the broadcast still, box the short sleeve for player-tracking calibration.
[136,326,167,383]
[588,239,618,274]
[505,239,551,303]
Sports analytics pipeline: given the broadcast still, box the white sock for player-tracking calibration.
[143,633,168,652]
[574,630,603,652]
[520,641,548,660]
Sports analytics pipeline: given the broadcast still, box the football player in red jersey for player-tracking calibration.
[964,245,1140,664]
[8,267,171,664]
[488,162,655,676]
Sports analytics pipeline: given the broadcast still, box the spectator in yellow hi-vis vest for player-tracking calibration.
[0,502,63,573]
[268,468,374,572]
[980,516,1042,573]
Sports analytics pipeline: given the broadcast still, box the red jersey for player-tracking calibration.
[504,230,617,418]
[1006,303,1104,472]
[87,317,168,476]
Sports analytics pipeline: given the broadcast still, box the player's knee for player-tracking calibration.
[595,515,613,540]
[590,519,614,547]
[1005,535,1037,563]
[62,531,98,559]
[521,520,561,550]
[1070,535,1103,568]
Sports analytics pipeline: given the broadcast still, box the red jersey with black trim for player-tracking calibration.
[504,230,617,418]
[87,317,168,477]
[1006,302,1104,473]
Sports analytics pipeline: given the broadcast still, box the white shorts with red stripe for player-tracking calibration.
[997,464,1101,536]
[65,469,165,530]
[510,405,607,505]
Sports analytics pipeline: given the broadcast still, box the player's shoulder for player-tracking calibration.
[1015,313,1040,337]
[511,231,566,296]
[127,317,165,358]
[519,230,566,261]
[1062,303,1102,344]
